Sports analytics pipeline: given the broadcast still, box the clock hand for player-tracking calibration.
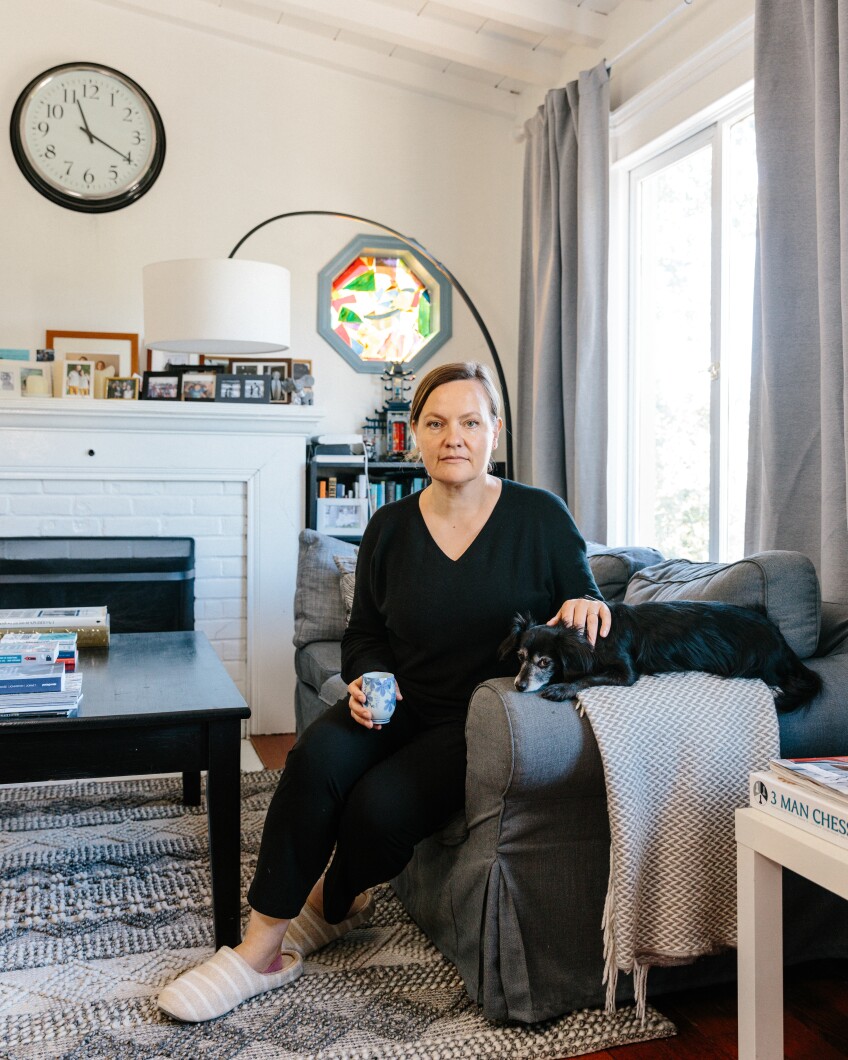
[78,128,131,163]
[76,101,95,144]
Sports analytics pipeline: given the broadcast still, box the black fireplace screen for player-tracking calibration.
[0,537,195,633]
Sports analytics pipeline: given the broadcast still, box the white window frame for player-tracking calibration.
[608,82,755,558]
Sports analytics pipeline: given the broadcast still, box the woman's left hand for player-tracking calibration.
[548,598,612,646]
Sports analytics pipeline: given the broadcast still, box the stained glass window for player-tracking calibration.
[318,235,452,374]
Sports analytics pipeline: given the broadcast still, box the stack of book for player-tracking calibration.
[0,606,109,647]
[749,757,848,848]
[0,631,82,718]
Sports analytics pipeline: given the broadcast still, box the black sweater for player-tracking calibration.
[341,479,600,723]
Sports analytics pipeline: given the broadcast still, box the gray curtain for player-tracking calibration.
[517,62,609,542]
[747,0,848,601]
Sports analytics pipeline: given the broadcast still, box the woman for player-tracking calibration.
[158,361,611,1022]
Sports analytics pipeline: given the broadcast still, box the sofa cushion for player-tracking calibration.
[334,554,357,626]
[293,529,358,648]
[294,639,343,694]
[586,542,665,603]
[624,550,821,659]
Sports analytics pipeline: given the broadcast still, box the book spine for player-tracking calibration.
[0,650,57,664]
[0,674,64,694]
[749,770,848,849]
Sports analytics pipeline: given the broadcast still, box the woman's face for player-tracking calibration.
[413,379,501,485]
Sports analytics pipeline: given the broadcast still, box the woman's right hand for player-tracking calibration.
[347,675,402,730]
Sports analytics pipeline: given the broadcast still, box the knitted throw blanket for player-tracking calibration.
[576,672,780,1020]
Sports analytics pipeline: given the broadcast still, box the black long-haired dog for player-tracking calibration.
[498,601,822,713]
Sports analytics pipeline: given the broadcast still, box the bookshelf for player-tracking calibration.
[306,448,505,542]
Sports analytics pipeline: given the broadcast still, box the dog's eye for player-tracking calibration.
[537,656,551,668]
[517,648,527,660]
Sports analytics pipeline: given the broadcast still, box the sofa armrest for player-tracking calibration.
[465,677,606,830]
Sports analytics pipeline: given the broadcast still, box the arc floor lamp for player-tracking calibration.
[143,210,513,479]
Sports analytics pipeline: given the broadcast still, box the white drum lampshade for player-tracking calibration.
[143,258,290,355]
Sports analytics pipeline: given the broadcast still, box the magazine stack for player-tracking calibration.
[749,757,848,849]
[0,632,82,718]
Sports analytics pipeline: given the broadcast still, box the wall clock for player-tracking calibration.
[10,62,166,213]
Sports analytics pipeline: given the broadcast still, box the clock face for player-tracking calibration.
[10,63,165,212]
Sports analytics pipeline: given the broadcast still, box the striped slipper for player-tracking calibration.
[285,890,376,957]
[158,946,302,1022]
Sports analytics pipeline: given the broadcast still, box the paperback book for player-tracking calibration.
[0,663,65,695]
[0,633,78,671]
[0,672,82,718]
[749,769,848,850]
[0,607,109,647]
[769,757,848,804]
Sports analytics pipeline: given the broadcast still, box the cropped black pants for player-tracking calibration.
[246,697,467,924]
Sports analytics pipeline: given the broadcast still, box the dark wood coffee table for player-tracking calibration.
[0,631,250,948]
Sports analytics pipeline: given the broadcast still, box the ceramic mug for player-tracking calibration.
[362,671,396,724]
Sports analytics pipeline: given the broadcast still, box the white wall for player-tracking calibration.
[0,0,523,433]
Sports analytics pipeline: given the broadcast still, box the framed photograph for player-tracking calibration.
[0,363,22,398]
[36,348,55,362]
[146,349,201,373]
[200,356,232,370]
[46,330,139,399]
[62,359,94,398]
[215,373,271,403]
[261,359,291,403]
[141,371,180,400]
[230,361,263,376]
[181,372,217,401]
[105,376,140,400]
[316,497,370,536]
[20,364,52,397]
[291,357,312,381]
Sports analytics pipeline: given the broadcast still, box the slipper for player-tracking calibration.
[285,890,376,957]
[158,946,302,1022]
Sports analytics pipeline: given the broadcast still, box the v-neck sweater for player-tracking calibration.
[341,479,600,723]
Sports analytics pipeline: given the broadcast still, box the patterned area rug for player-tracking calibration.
[0,772,675,1059]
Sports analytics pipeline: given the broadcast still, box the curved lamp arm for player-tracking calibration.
[228,210,513,480]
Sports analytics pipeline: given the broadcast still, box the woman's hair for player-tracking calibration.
[409,361,500,428]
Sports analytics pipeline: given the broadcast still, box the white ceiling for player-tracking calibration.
[96,0,671,117]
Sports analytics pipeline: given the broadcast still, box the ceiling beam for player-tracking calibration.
[435,0,607,48]
[93,0,520,116]
[266,0,566,85]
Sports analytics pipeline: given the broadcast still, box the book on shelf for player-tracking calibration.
[0,663,66,695]
[749,769,848,849]
[0,671,83,718]
[0,607,109,647]
[769,757,848,805]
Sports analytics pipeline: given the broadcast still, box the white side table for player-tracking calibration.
[735,807,848,1058]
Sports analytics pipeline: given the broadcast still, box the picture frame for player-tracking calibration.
[0,362,22,399]
[215,373,271,403]
[291,358,312,381]
[62,358,94,398]
[46,330,139,399]
[146,349,200,373]
[20,364,52,397]
[181,372,217,401]
[263,358,292,404]
[316,496,370,536]
[141,371,181,400]
[105,376,140,400]
[200,356,232,370]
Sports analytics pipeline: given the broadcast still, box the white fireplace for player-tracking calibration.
[0,398,322,733]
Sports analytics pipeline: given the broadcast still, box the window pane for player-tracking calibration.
[723,114,757,560]
[634,143,713,560]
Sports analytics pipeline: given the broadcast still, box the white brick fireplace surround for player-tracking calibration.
[0,400,321,733]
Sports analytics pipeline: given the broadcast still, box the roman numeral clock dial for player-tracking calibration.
[10,63,165,213]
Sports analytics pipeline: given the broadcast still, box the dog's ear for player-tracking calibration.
[498,611,535,660]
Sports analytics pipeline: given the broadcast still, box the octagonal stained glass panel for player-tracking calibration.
[317,235,452,374]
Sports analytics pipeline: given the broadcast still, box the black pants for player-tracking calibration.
[247,697,467,923]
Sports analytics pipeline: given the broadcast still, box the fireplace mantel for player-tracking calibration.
[0,398,323,733]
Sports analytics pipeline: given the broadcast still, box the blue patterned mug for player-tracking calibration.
[362,671,396,724]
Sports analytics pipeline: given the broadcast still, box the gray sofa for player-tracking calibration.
[293,529,848,1022]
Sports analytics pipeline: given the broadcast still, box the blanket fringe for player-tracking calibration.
[633,960,649,1024]
[601,845,617,1014]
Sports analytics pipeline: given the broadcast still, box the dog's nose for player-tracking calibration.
[515,678,527,692]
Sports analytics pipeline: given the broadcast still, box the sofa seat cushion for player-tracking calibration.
[293,529,359,648]
[295,640,342,695]
[586,543,665,603]
[624,550,821,659]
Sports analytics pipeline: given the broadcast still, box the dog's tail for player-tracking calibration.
[773,659,822,712]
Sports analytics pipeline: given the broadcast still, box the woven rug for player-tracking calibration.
[0,771,675,1059]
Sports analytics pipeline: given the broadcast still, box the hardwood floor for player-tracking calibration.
[250,733,848,1057]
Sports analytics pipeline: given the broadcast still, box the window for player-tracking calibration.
[620,103,757,561]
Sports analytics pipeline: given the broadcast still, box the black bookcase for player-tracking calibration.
[305,451,505,542]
